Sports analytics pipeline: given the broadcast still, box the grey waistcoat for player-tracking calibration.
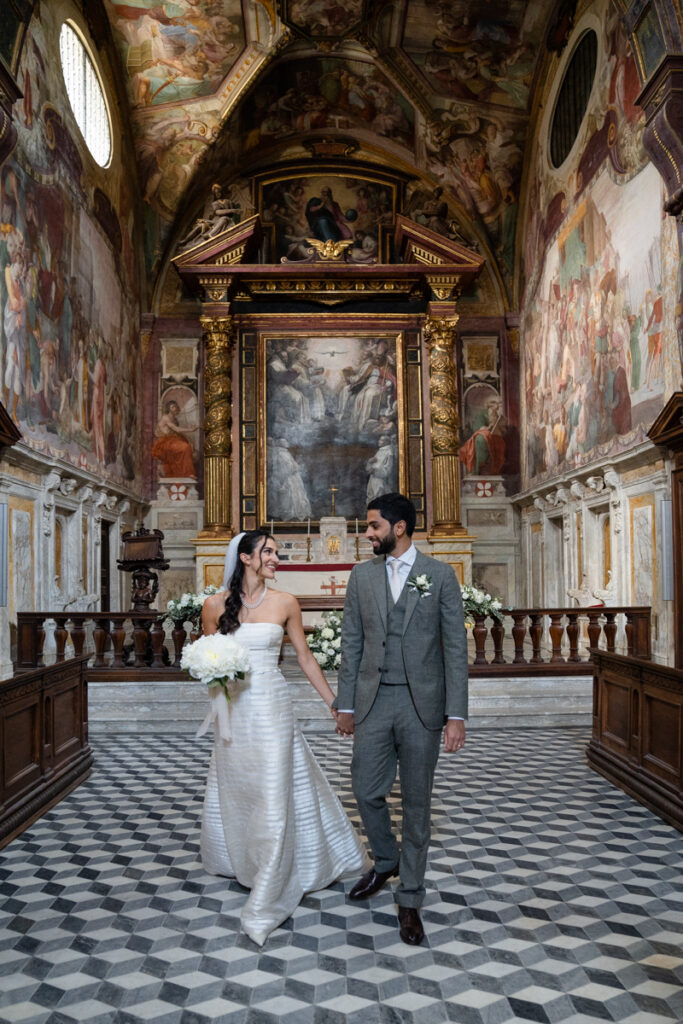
[380,571,408,684]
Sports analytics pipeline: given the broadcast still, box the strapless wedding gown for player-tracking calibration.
[200,622,369,945]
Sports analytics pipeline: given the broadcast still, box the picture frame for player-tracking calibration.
[239,327,420,531]
[258,331,408,528]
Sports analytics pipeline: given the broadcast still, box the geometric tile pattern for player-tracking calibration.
[1,728,682,1023]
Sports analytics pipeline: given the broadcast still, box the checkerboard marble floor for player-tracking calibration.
[1,728,682,1024]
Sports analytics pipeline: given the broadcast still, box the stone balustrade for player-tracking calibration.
[15,603,651,675]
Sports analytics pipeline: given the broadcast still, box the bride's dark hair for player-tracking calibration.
[218,530,273,634]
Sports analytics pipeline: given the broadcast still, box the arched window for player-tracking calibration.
[59,21,112,168]
[550,30,598,169]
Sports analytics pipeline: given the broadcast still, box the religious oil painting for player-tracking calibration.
[260,175,396,264]
[261,334,405,524]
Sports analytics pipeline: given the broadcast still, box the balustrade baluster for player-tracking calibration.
[549,612,565,662]
[150,619,166,668]
[69,616,86,657]
[603,611,617,652]
[529,612,543,663]
[511,611,527,664]
[132,620,149,668]
[471,613,488,665]
[586,610,602,651]
[565,612,581,661]
[53,616,69,661]
[93,619,111,667]
[490,617,505,664]
[111,617,127,668]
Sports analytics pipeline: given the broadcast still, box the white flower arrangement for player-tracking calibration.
[306,611,343,671]
[461,583,505,624]
[407,573,432,598]
[165,585,223,626]
[180,633,251,700]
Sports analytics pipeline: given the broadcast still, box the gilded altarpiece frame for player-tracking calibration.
[239,324,426,532]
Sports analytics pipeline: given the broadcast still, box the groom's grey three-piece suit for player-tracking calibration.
[336,548,468,907]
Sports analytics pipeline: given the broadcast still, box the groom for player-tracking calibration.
[334,492,468,945]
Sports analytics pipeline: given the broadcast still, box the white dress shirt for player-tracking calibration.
[337,542,463,720]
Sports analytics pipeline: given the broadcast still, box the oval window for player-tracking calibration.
[550,30,598,169]
[59,21,112,168]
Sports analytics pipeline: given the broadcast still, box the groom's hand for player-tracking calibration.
[335,712,355,737]
[443,719,466,753]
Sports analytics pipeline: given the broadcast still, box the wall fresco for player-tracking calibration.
[520,5,677,488]
[2,8,141,485]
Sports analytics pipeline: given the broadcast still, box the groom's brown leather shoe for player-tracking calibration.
[348,864,399,900]
[398,907,424,945]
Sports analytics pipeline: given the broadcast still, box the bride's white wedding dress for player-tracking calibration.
[200,622,369,945]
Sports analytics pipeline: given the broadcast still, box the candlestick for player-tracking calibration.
[306,536,312,563]
[355,535,360,562]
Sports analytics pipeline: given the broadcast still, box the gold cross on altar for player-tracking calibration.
[320,576,347,597]
[329,486,338,515]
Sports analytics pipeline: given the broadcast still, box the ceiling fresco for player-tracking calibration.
[97,0,563,296]
[104,0,245,105]
[398,2,548,111]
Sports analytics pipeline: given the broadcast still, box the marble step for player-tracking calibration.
[88,670,593,733]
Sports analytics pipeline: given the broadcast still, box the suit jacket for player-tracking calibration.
[334,550,468,729]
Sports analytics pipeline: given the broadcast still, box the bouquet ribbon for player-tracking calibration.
[196,683,231,742]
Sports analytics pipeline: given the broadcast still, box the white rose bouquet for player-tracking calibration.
[461,583,505,625]
[183,632,251,742]
[306,611,343,671]
[166,585,223,627]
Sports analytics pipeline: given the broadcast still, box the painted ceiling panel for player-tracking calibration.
[400,0,548,111]
[104,0,246,106]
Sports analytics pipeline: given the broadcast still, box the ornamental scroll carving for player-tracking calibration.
[424,315,460,455]
[200,316,234,457]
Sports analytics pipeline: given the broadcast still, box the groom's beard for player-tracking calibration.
[371,527,397,556]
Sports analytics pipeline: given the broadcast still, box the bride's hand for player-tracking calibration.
[330,707,339,721]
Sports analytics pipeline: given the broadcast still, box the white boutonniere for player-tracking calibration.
[407,573,432,598]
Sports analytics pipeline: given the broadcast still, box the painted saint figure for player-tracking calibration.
[151,399,197,478]
[459,396,507,476]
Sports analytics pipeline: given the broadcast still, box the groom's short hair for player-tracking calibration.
[367,492,416,536]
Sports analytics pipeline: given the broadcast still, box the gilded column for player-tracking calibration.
[200,314,234,535]
[424,310,463,535]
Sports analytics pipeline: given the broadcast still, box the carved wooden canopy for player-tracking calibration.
[172,214,484,308]
[648,392,683,452]
[0,400,21,453]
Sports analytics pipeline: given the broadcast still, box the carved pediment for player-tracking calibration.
[172,215,263,270]
[173,212,484,307]
[394,215,485,272]
[648,392,683,452]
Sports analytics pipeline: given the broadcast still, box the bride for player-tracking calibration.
[199,529,369,945]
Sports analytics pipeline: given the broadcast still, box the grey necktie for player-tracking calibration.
[389,559,403,603]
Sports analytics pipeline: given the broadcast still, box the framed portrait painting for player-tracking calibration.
[243,332,410,528]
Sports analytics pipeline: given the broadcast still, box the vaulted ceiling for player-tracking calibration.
[98,0,573,296]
